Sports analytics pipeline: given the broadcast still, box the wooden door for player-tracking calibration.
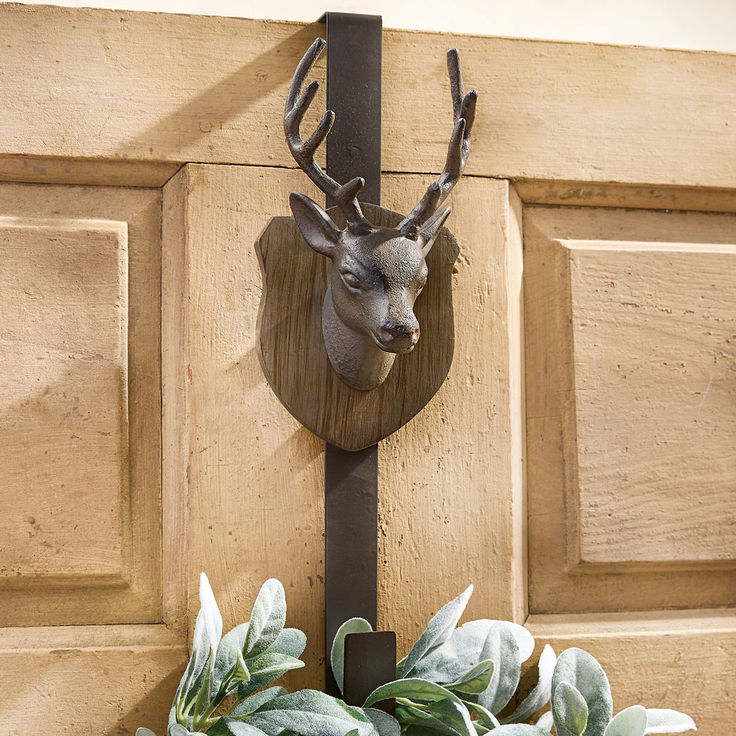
[1,4,734,734]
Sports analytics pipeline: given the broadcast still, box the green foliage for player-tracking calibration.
[552,682,589,736]
[552,649,612,736]
[136,577,697,736]
[400,585,473,678]
[350,586,553,736]
[602,706,647,736]
[539,649,697,736]
[331,618,373,694]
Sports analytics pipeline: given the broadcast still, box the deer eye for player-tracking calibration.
[340,271,362,290]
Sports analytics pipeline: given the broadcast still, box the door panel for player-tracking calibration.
[161,165,523,690]
[524,205,736,615]
[523,203,736,733]
[1,5,734,735]
[0,181,188,734]
[0,183,163,626]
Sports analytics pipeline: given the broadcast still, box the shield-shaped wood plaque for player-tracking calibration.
[256,202,459,451]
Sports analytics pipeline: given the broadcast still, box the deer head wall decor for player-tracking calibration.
[285,37,477,392]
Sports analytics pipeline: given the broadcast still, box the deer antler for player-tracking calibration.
[284,37,372,235]
[398,49,477,239]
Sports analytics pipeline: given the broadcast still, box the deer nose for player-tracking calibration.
[378,322,420,352]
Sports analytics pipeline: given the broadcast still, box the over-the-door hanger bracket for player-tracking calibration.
[256,10,477,709]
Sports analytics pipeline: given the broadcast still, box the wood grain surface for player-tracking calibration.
[524,204,736,616]
[2,3,736,189]
[0,182,162,628]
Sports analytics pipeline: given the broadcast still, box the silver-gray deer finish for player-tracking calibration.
[285,38,477,391]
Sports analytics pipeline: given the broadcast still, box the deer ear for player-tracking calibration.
[418,206,451,257]
[290,192,341,257]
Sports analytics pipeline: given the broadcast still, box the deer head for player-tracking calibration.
[285,38,476,391]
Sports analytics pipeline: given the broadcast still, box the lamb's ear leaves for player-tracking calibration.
[481,726,553,735]
[169,726,192,736]
[213,623,250,693]
[364,708,401,736]
[231,686,288,717]
[644,709,697,734]
[172,574,223,719]
[401,585,473,677]
[136,730,157,736]
[501,644,556,724]
[604,706,647,736]
[269,627,307,659]
[536,711,554,731]
[243,579,287,659]
[396,699,476,736]
[247,689,378,736]
[199,572,223,666]
[443,658,495,695]
[237,652,305,698]
[553,682,589,736]
[478,623,521,715]
[552,648,613,736]
[462,700,501,730]
[207,721,271,736]
[363,678,464,709]
[426,699,478,736]
[330,618,373,695]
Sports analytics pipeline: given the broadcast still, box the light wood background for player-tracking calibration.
[0,4,734,735]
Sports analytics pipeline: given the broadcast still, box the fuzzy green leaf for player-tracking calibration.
[244,579,287,659]
[232,686,288,717]
[136,730,157,736]
[247,689,378,736]
[604,706,647,736]
[330,618,373,695]
[364,708,401,736]
[267,627,307,659]
[536,711,554,731]
[173,573,222,718]
[443,659,495,695]
[462,700,500,730]
[401,585,473,677]
[173,608,211,715]
[644,709,697,734]
[364,678,463,708]
[553,682,589,736]
[501,644,556,724]
[199,573,223,666]
[552,648,613,736]
[170,725,205,736]
[411,620,533,685]
[237,652,305,699]
[214,624,249,682]
[477,623,522,715]
[485,726,552,735]
[426,698,477,736]
[250,651,304,678]
[207,720,270,736]
[396,702,469,736]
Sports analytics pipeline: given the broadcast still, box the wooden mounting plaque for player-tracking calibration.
[256,203,459,451]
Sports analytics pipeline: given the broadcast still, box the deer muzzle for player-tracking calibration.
[376,319,420,354]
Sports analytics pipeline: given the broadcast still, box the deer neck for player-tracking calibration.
[321,285,395,391]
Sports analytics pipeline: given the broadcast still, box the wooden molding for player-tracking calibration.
[3,4,736,189]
